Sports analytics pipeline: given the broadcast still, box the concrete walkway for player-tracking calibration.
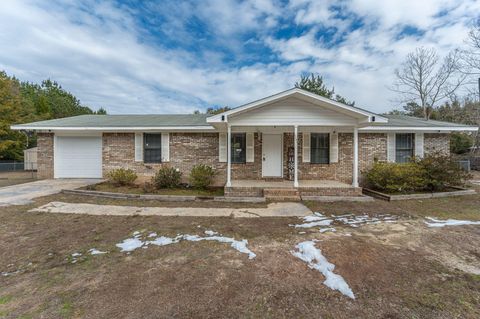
[0,179,102,206]
[30,201,313,218]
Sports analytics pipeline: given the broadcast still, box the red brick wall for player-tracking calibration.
[102,132,228,185]
[425,133,450,155]
[231,133,262,180]
[102,132,400,185]
[37,133,54,179]
[35,131,450,184]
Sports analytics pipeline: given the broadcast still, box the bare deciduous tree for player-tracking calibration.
[461,19,480,151]
[462,19,480,75]
[391,47,465,120]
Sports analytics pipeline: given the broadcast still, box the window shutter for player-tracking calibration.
[415,133,424,158]
[135,133,143,162]
[219,133,227,162]
[246,132,254,162]
[387,133,396,162]
[161,133,170,162]
[329,132,338,163]
[303,132,311,163]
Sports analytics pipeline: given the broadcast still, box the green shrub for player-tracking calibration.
[450,132,474,154]
[364,153,470,193]
[189,164,216,189]
[364,162,426,193]
[107,168,137,186]
[416,152,470,191]
[152,166,182,189]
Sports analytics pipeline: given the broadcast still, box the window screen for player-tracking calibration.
[144,133,162,163]
[311,133,330,164]
[395,133,414,163]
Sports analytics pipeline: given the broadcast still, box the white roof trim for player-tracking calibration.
[207,88,388,123]
[359,126,478,132]
[11,125,215,131]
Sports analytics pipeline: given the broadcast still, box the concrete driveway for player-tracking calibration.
[0,179,101,206]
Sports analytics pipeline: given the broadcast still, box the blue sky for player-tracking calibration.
[0,0,478,114]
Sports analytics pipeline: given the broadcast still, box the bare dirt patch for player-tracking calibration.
[0,193,479,318]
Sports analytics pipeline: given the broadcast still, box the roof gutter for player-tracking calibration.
[10,125,216,131]
[359,126,478,132]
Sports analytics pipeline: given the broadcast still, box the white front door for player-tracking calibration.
[262,134,283,177]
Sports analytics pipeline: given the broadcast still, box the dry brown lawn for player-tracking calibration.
[0,189,479,319]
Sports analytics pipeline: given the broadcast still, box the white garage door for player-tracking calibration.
[54,136,102,178]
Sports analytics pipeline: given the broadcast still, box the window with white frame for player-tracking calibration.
[231,133,246,163]
[144,133,162,163]
[310,133,330,164]
[395,133,414,163]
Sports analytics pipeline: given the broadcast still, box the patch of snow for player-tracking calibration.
[71,252,82,257]
[1,270,20,277]
[291,219,333,228]
[298,231,306,234]
[89,248,107,255]
[116,237,145,252]
[319,227,336,233]
[147,232,157,238]
[115,231,256,259]
[302,212,330,222]
[292,241,355,299]
[425,217,480,228]
[292,212,399,230]
[148,236,180,246]
[182,235,256,259]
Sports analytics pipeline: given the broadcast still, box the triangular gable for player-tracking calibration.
[207,88,388,125]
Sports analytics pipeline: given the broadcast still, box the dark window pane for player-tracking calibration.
[395,133,414,163]
[144,149,162,163]
[144,133,162,163]
[311,133,329,164]
[145,134,162,149]
[231,133,246,163]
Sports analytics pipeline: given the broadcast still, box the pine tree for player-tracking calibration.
[294,73,355,106]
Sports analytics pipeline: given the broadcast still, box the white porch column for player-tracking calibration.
[352,126,359,187]
[226,124,232,187]
[294,125,299,187]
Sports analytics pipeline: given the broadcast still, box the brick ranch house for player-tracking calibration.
[12,88,478,198]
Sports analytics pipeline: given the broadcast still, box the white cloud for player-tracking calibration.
[0,0,477,115]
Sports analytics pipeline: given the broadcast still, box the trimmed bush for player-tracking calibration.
[364,162,426,193]
[416,152,470,191]
[152,167,181,189]
[107,168,137,186]
[189,164,216,189]
[364,152,470,193]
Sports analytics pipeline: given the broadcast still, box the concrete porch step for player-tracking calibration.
[263,188,301,202]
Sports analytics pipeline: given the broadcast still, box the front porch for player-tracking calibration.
[206,89,385,198]
[225,179,363,199]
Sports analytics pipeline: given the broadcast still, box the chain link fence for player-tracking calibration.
[0,161,37,187]
[454,154,480,171]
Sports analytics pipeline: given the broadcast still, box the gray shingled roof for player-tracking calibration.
[12,114,211,128]
[380,115,476,128]
[11,112,477,129]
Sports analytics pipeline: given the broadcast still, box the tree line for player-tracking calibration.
[0,71,106,160]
